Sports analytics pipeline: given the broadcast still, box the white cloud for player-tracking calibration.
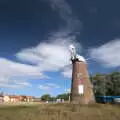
[0,84,23,89]
[0,0,82,91]
[66,88,71,93]
[38,83,60,91]
[38,85,50,91]
[62,66,72,78]
[13,80,32,87]
[49,0,73,20]
[17,0,81,77]
[16,39,80,72]
[46,0,82,36]
[49,0,80,24]
[0,82,31,89]
[47,83,60,88]
[0,58,44,78]
[89,39,120,68]
[14,0,82,88]
[0,57,46,89]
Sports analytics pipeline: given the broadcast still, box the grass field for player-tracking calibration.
[0,103,120,120]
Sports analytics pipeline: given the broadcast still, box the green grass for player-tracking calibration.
[0,103,120,120]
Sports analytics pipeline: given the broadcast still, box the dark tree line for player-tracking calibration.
[40,93,69,102]
[91,72,120,96]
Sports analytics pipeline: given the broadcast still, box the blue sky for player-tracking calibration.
[0,0,120,97]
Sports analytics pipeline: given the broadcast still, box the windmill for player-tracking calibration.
[69,44,95,104]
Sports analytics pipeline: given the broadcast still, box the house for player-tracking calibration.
[26,96,33,102]
[3,95,34,103]
[18,95,33,102]
[3,95,10,102]
[3,95,22,103]
[32,97,41,102]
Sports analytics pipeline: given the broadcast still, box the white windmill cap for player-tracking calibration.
[76,55,86,62]
[69,44,75,48]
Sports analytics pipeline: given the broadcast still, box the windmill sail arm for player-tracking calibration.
[69,45,76,60]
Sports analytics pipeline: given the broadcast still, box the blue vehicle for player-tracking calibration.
[95,96,120,103]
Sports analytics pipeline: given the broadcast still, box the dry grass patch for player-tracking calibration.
[0,103,119,120]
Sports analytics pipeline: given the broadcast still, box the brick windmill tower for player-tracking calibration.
[69,45,95,104]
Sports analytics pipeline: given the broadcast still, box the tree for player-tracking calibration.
[49,96,56,101]
[109,72,120,96]
[92,74,106,96]
[92,72,120,96]
[56,93,69,101]
[41,94,51,101]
